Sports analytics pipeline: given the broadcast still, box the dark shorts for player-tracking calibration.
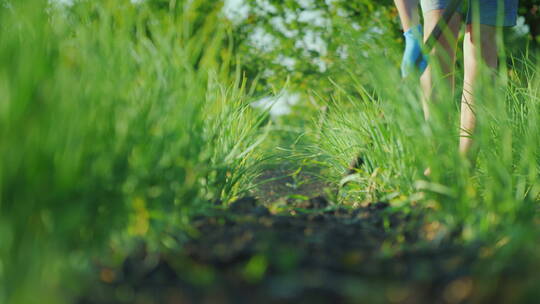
[420,0,519,26]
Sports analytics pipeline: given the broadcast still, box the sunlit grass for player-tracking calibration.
[309,18,540,257]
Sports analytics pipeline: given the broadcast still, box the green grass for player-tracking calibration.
[312,36,540,234]
[300,24,540,299]
[2,0,540,302]
[0,1,267,302]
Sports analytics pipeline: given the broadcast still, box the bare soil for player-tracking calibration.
[79,168,485,303]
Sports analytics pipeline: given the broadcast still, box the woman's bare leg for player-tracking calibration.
[419,10,461,176]
[394,0,420,31]
[420,10,462,120]
[460,24,498,155]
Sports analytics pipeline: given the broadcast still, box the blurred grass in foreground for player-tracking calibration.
[0,0,267,303]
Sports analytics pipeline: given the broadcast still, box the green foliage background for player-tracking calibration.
[232,0,540,93]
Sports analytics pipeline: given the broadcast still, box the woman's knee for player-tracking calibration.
[423,9,462,43]
[464,24,498,68]
[423,10,461,67]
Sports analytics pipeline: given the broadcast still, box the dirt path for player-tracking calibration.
[79,169,482,304]
[251,167,330,205]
